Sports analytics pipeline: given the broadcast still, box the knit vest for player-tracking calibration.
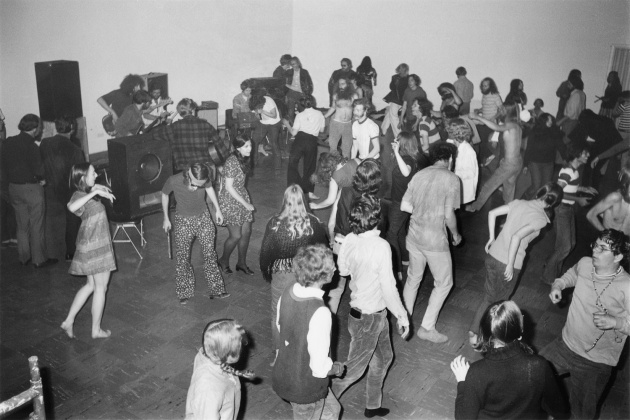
[272,286,328,404]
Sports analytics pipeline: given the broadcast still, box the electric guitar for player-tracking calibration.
[102,98,173,136]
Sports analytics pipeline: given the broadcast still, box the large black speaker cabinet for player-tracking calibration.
[107,133,172,221]
[35,60,83,120]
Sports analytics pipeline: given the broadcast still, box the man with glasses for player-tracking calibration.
[541,229,630,419]
[327,58,357,107]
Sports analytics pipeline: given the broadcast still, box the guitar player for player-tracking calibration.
[97,74,145,135]
[114,90,152,137]
[142,82,174,127]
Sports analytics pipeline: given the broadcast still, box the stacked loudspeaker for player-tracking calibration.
[107,133,172,221]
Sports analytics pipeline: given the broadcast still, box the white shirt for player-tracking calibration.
[352,118,380,159]
[276,283,333,378]
[448,139,478,204]
[293,108,325,137]
[338,230,408,324]
[261,96,281,125]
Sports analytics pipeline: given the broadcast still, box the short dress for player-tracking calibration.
[69,191,116,276]
[218,155,253,226]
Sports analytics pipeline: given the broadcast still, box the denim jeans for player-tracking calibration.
[539,337,612,420]
[287,132,318,194]
[470,254,521,332]
[386,201,410,274]
[327,120,352,158]
[254,120,282,167]
[469,157,522,211]
[332,310,392,410]
[271,271,296,350]
[403,244,453,330]
[543,204,575,283]
[291,388,340,420]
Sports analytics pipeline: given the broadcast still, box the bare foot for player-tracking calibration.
[92,329,111,339]
[61,321,75,338]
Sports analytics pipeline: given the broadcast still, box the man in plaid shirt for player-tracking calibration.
[154,98,220,171]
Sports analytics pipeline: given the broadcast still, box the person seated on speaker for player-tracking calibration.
[285,56,314,124]
[115,90,152,137]
[273,54,293,79]
[97,74,145,125]
[142,81,173,128]
[218,135,255,276]
[153,98,221,173]
[232,79,253,117]
[40,116,85,261]
[162,162,227,304]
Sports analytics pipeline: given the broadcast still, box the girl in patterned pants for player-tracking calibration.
[162,163,228,304]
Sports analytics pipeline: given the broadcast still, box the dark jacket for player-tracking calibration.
[384,75,409,106]
[286,68,314,96]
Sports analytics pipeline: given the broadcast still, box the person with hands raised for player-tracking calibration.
[541,229,630,419]
[454,301,567,419]
[162,162,226,304]
[468,182,563,347]
[61,163,117,339]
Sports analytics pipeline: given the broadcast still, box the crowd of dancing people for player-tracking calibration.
[1,53,630,420]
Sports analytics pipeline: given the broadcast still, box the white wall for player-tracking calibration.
[293,0,630,115]
[0,0,293,153]
[1,0,628,154]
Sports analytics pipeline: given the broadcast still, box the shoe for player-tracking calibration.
[209,292,231,299]
[65,253,74,262]
[20,259,31,267]
[364,407,390,418]
[236,265,254,275]
[34,258,58,268]
[218,262,233,274]
[179,298,189,305]
[417,327,448,343]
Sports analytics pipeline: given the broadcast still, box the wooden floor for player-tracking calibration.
[1,148,628,419]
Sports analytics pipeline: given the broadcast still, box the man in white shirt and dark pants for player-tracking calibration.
[332,195,410,419]
[283,95,325,199]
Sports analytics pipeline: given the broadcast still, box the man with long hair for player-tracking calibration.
[97,74,145,124]
[324,77,358,158]
[351,98,380,161]
[327,58,357,107]
[474,77,503,165]
[114,90,152,137]
[467,103,523,212]
[541,229,630,419]
[285,56,314,124]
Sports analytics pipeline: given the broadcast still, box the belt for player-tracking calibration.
[350,307,385,320]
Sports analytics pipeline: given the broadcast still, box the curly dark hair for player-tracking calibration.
[293,244,336,287]
[428,141,457,165]
[598,229,630,261]
[119,74,145,95]
[312,152,348,184]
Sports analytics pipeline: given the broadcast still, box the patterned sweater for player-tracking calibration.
[259,214,328,281]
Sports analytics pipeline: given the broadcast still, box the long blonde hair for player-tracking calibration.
[273,184,314,239]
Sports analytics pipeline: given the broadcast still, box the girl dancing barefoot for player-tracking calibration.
[61,163,116,339]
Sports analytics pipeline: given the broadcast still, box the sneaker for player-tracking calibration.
[417,327,448,343]
[179,298,189,305]
[209,292,231,299]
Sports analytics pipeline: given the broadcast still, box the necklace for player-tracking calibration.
[585,267,623,353]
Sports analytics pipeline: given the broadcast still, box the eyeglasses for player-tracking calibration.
[591,242,612,253]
